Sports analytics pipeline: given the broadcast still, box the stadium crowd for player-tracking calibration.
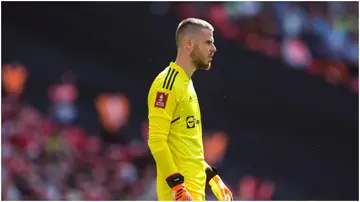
[175,1,358,92]
[2,95,158,200]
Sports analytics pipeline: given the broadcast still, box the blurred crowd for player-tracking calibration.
[175,2,358,92]
[1,95,158,200]
[1,63,158,200]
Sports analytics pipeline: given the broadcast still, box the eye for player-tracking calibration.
[206,40,213,45]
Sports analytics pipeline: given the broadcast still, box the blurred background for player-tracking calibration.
[1,1,358,201]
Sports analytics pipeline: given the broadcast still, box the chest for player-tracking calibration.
[174,81,202,132]
[181,81,201,116]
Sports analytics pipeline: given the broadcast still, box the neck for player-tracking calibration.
[174,52,196,78]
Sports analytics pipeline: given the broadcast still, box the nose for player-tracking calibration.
[212,44,217,53]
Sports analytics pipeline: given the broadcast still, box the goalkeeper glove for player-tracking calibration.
[206,166,233,201]
[166,172,193,201]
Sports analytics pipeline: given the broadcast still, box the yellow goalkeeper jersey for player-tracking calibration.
[148,62,207,199]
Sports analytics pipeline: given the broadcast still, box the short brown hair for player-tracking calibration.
[175,18,214,48]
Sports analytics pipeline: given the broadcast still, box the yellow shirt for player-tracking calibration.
[148,62,208,197]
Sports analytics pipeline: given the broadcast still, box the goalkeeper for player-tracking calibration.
[147,18,233,201]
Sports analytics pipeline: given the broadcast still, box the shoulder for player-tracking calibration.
[151,66,184,93]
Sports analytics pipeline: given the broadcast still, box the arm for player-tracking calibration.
[147,85,193,201]
[148,88,178,177]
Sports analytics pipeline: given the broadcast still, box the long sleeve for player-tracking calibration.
[147,83,178,178]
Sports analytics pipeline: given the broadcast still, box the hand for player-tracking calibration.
[209,175,233,201]
[166,172,193,201]
[171,184,193,201]
[206,166,233,201]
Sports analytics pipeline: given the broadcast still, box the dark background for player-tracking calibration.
[2,2,358,200]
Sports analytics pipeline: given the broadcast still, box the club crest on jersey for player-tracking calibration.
[154,92,168,109]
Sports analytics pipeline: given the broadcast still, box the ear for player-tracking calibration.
[185,37,194,51]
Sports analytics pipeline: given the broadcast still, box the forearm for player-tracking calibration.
[148,135,178,177]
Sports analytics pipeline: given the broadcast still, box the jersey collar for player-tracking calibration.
[169,62,191,80]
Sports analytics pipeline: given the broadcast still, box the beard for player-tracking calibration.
[190,45,211,70]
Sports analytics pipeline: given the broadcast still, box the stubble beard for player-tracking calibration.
[190,46,211,71]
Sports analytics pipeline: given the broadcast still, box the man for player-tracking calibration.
[147,18,233,201]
